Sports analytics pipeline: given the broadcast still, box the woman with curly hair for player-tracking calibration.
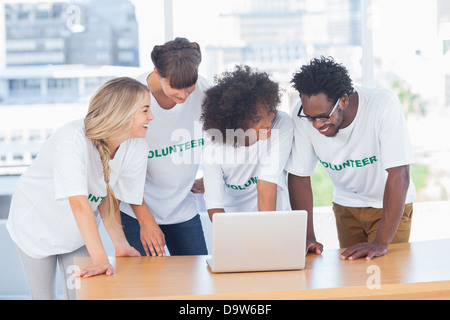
[119,37,211,256]
[201,65,293,221]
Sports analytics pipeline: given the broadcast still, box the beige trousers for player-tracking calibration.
[332,202,413,249]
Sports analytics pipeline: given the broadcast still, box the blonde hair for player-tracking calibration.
[84,77,149,225]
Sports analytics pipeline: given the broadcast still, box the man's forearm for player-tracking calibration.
[375,165,410,247]
[288,174,315,238]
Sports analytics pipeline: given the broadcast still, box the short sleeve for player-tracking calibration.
[113,139,148,205]
[378,92,415,170]
[258,111,293,187]
[202,142,226,210]
[285,102,318,177]
[53,130,89,200]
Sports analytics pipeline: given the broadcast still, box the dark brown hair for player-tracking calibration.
[201,65,281,147]
[151,37,202,89]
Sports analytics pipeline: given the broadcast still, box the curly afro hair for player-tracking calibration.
[201,65,281,145]
[290,56,354,103]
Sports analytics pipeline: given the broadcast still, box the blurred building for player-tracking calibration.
[4,0,139,67]
[205,0,362,92]
[0,0,142,206]
[1,0,141,105]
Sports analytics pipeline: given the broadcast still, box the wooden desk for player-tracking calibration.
[75,239,450,300]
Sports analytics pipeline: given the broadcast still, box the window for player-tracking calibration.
[1,0,449,206]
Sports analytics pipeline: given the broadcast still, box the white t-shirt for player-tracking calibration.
[120,73,212,224]
[203,111,293,212]
[7,119,148,259]
[286,86,416,208]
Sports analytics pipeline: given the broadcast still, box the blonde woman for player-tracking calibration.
[6,77,153,299]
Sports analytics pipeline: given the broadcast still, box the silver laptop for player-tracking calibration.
[206,210,307,273]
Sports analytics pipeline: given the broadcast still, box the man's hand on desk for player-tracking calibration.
[339,241,388,261]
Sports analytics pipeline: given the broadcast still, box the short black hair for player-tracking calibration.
[290,56,354,103]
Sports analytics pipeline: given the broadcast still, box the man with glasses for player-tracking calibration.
[286,56,416,260]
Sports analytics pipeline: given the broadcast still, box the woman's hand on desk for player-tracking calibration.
[140,218,166,256]
[130,202,167,256]
[75,261,115,278]
[76,246,140,278]
[115,244,141,257]
[306,237,323,255]
[339,241,388,261]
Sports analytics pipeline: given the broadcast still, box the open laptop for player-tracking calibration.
[206,210,307,273]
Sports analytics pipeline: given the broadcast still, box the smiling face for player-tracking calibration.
[130,91,153,138]
[301,93,344,137]
[246,107,275,145]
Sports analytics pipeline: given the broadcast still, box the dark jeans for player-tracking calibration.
[120,211,208,256]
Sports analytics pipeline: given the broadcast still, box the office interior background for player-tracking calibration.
[0,0,449,299]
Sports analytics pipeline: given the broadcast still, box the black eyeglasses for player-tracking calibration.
[297,98,340,124]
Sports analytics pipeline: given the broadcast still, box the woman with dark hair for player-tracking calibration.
[119,38,211,256]
[201,65,293,221]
